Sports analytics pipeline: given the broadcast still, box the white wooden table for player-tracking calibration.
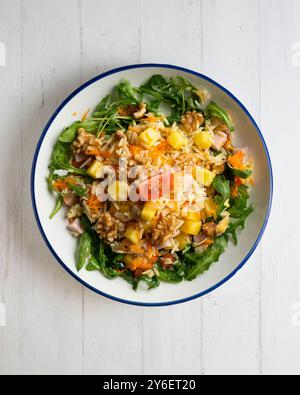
[0,0,299,375]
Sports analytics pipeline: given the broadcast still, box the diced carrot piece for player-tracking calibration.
[81,109,90,122]
[53,179,68,192]
[86,194,103,214]
[228,151,245,170]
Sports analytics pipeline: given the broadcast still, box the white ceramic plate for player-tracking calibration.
[31,64,273,306]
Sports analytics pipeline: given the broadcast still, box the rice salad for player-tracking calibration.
[48,75,254,290]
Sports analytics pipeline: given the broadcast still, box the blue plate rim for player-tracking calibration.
[31,63,273,307]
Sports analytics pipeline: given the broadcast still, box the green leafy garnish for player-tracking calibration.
[213,175,230,216]
[86,257,101,272]
[227,206,254,245]
[50,142,86,175]
[229,165,253,179]
[117,80,141,104]
[229,185,250,218]
[156,256,187,283]
[59,120,99,143]
[76,232,92,271]
[227,185,254,244]
[97,240,120,279]
[49,196,63,219]
[206,102,234,132]
[140,74,202,122]
[185,236,228,281]
[66,182,87,197]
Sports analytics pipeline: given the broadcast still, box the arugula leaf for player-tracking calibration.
[229,165,253,179]
[138,275,160,289]
[145,99,161,115]
[227,205,254,245]
[157,267,185,283]
[229,185,250,218]
[98,240,120,279]
[212,175,230,216]
[49,196,63,219]
[140,74,202,120]
[50,142,87,175]
[206,102,234,132]
[76,232,92,271]
[157,257,186,283]
[59,120,99,143]
[94,95,111,114]
[67,182,87,197]
[185,236,228,281]
[117,80,141,105]
[47,170,55,192]
[227,184,254,244]
[86,256,101,272]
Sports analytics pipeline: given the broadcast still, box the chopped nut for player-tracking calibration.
[202,222,217,238]
[212,163,226,175]
[133,103,147,119]
[72,128,102,156]
[181,111,204,133]
[118,105,138,117]
[66,204,83,220]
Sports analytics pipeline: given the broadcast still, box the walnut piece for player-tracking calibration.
[133,103,147,119]
[181,111,204,133]
[202,222,217,238]
[72,128,102,156]
[94,211,127,244]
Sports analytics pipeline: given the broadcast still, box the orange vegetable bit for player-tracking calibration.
[231,176,243,198]
[146,115,164,123]
[53,179,68,192]
[86,194,103,213]
[99,150,112,159]
[228,151,245,170]
[81,108,90,122]
[129,144,143,157]
[126,256,154,272]
[149,141,169,159]
[84,147,101,157]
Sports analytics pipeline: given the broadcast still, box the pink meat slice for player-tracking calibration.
[213,131,227,151]
[138,172,173,201]
[63,194,78,207]
[67,218,84,236]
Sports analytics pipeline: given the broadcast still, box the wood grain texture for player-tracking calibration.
[0,0,299,375]
[260,0,300,375]
[201,0,262,375]
[0,0,22,373]
[20,0,83,374]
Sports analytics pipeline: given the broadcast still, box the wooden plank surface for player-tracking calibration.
[260,0,300,375]
[0,0,299,375]
[201,0,262,375]
[20,0,83,374]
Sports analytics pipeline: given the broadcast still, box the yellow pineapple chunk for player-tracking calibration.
[185,210,202,221]
[87,160,104,179]
[138,128,160,147]
[108,180,128,201]
[216,214,230,236]
[176,233,191,251]
[194,131,213,150]
[167,130,188,150]
[204,198,217,219]
[181,220,202,236]
[125,223,141,245]
[141,202,158,222]
[194,167,216,187]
